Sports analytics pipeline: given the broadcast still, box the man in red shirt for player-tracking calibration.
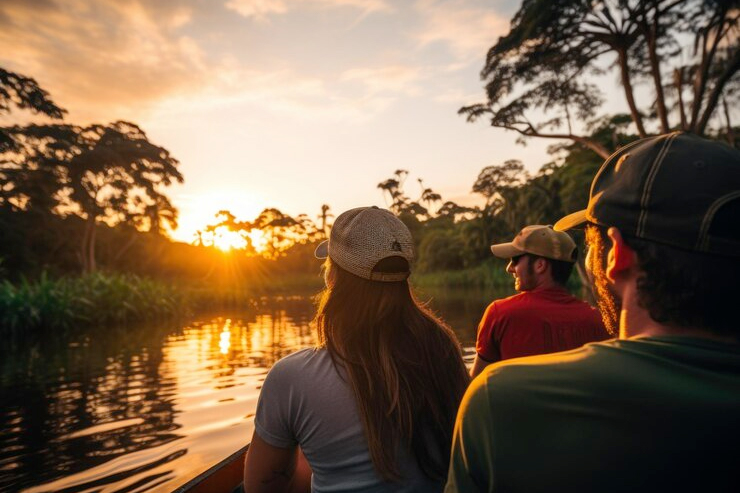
[469,225,608,378]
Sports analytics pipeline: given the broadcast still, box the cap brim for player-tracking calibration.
[314,240,329,259]
[553,209,587,232]
[490,242,524,259]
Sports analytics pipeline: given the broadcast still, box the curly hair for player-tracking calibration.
[587,225,740,337]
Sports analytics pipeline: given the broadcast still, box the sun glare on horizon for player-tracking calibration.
[208,226,269,253]
[246,229,269,253]
[212,227,247,252]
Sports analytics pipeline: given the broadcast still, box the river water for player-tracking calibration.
[0,286,509,492]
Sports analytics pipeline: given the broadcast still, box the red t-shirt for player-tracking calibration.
[476,287,609,362]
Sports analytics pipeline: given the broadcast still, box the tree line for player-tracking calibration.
[1,0,736,286]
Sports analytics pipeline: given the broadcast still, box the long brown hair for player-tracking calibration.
[315,257,468,482]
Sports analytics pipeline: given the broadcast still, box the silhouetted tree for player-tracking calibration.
[317,204,333,238]
[417,178,442,217]
[254,208,305,258]
[0,67,66,150]
[461,0,739,157]
[377,170,434,219]
[1,122,183,272]
[436,201,476,222]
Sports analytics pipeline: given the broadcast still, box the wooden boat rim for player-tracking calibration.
[171,444,249,493]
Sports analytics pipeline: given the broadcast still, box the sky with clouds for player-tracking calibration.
[1,0,607,242]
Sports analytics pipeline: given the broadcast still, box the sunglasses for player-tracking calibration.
[509,254,528,266]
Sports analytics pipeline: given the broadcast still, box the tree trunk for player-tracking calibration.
[647,29,670,132]
[80,218,91,273]
[617,48,647,137]
[723,98,735,147]
[501,125,611,159]
[697,48,740,135]
[674,68,688,130]
[689,7,728,132]
[572,136,611,159]
[82,215,97,273]
[88,221,97,273]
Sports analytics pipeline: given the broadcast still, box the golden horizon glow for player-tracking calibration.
[167,191,266,245]
[246,229,268,253]
[212,226,247,252]
[198,225,270,254]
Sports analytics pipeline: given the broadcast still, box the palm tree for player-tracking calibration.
[317,204,333,238]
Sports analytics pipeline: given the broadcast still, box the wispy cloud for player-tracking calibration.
[0,0,498,127]
[166,62,411,123]
[0,0,204,122]
[224,0,287,20]
[0,0,404,125]
[225,0,391,21]
[413,0,508,63]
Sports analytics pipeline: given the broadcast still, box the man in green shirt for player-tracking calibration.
[446,132,740,493]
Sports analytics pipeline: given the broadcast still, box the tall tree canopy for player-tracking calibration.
[0,68,65,119]
[461,0,739,156]
[1,121,183,272]
[0,67,66,150]
[1,66,184,273]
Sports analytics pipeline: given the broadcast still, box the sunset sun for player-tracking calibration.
[212,227,247,252]
[209,225,269,253]
[246,229,268,253]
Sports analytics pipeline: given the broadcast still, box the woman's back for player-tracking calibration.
[244,207,468,493]
[255,348,444,492]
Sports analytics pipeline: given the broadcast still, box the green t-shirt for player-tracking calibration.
[446,336,740,493]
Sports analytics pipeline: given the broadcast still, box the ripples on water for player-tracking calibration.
[0,287,498,492]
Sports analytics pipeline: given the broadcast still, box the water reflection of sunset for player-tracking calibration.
[7,297,317,493]
[1,288,485,492]
[219,319,232,354]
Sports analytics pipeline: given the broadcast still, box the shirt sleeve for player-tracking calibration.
[253,358,299,449]
[445,374,496,493]
[476,302,501,362]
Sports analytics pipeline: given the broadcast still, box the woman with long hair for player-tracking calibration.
[244,206,469,492]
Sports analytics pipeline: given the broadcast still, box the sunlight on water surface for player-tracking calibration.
[0,287,496,492]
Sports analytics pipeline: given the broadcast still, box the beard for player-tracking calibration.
[585,227,621,336]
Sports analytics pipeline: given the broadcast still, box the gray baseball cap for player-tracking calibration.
[314,206,414,281]
[554,132,740,256]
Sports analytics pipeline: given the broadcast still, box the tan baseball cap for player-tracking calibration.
[490,225,577,262]
[314,206,414,282]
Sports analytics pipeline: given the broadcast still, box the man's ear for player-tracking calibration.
[533,256,548,275]
[606,227,636,282]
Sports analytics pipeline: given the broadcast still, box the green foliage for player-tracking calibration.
[0,268,324,333]
[0,272,181,331]
[412,259,512,289]
[416,228,466,272]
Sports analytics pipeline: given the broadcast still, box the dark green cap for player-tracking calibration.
[555,132,740,256]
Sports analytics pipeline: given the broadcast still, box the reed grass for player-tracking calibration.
[0,271,325,332]
[0,272,183,331]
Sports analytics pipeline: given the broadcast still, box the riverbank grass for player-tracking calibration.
[0,272,324,332]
